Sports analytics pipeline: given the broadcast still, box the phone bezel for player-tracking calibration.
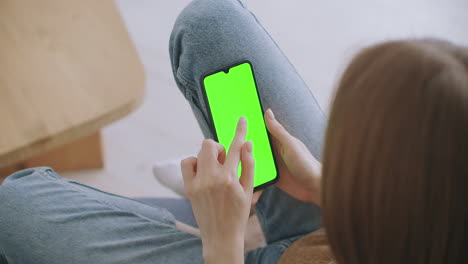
[199,59,279,191]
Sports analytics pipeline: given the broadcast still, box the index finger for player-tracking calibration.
[225,116,247,169]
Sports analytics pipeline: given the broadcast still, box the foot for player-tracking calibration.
[153,159,187,197]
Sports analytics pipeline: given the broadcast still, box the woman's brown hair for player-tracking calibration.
[322,40,468,264]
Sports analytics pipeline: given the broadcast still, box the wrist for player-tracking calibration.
[203,237,244,264]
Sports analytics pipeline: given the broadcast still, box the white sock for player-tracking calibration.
[152,158,187,197]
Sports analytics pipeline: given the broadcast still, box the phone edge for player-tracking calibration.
[199,59,280,192]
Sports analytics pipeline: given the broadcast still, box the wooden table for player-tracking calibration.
[0,0,145,176]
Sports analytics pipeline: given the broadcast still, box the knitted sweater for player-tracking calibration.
[279,230,336,264]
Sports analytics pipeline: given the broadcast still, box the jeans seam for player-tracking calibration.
[271,235,305,257]
[235,0,246,8]
[177,67,196,85]
[36,169,176,227]
[175,69,211,129]
[176,68,199,98]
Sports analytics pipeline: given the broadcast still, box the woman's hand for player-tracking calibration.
[265,109,322,205]
[181,117,254,264]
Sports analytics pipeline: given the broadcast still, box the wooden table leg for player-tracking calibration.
[0,132,104,182]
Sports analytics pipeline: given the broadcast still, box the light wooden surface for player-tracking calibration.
[0,0,145,168]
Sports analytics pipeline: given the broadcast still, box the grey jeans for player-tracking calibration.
[0,0,326,263]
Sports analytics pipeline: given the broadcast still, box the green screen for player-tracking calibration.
[203,62,277,188]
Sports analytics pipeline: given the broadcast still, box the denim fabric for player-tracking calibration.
[0,0,326,263]
[135,198,197,227]
[0,167,203,264]
[170,0,326,160]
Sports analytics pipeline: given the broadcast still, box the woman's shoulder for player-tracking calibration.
[279,229,336,264]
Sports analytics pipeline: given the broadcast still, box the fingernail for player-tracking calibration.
[239,116,246,124]
[267,109,275,120]
[247,141,253,153]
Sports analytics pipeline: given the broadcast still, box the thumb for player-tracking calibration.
[239,141,254,194]
[265,109,293,145]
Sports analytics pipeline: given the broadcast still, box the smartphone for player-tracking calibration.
[200,60,278,191]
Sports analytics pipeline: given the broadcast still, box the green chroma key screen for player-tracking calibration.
[202,61,278,189]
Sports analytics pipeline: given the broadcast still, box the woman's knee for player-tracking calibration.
[0,168,59,224]
[174,0,246,34]
[0,171,32,224]
[0,167,59,205]
[169,0,252,92]
[2,167,57,185]
[169,0,249,67]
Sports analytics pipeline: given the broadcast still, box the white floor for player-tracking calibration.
[63,0,468,198]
